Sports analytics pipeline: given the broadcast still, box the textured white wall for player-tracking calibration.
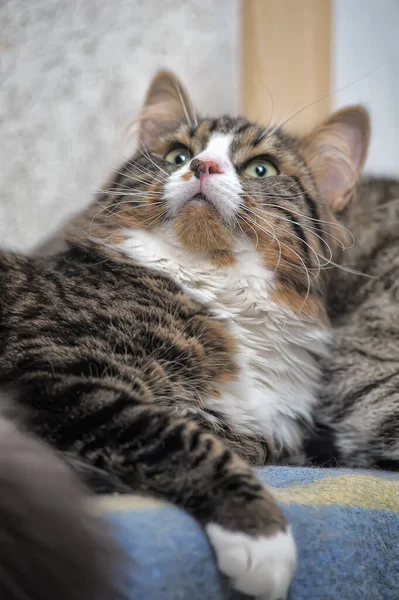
[0,0,239,251]
[333,0,399,177]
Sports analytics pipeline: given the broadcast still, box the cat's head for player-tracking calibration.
[87,71,370,321]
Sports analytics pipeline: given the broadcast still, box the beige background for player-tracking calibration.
[241,0,331,134]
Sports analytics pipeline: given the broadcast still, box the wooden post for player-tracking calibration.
[241,0,332,134]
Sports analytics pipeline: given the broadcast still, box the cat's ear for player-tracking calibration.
[138,70,197,149]
[301,106,370,211]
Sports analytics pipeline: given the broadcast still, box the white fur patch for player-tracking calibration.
[196,132,233,169]
[164,133,242,224]
[117,226,331,454]
[206,523,297,598]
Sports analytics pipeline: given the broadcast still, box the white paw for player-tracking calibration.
[206,523,297,599]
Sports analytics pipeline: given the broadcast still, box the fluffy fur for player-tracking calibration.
[0,70,372,598]
[0,395,122,600]
[119,225,330,455]
[305,177,399,469]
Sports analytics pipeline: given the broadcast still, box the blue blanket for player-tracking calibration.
[98,467,399,599]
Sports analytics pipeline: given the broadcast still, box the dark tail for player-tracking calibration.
[0,405,125,600]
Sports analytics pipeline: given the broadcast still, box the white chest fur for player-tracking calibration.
[116,227,331,454]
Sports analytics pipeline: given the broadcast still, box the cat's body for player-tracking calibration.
[0,71,375,598]
[0,240,296,599]
[306,177,399,469]
[117,222,330,456]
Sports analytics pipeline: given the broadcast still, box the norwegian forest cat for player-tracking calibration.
[0,70,374,599]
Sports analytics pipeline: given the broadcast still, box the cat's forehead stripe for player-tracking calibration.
[198,133,234,162]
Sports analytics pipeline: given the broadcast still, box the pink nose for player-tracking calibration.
[189,158,223,179]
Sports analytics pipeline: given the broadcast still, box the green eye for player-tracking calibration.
[244,158,278,178]
[164,146,192,166]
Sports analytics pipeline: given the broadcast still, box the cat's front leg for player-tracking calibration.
[98,403,297,599]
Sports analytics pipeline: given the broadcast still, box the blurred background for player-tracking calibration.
[1,0,398,251]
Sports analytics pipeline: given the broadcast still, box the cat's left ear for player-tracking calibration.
[301,106,370,211]
[138,70,197,149]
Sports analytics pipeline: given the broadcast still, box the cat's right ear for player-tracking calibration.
[301,106,370,212]
[138,70,197,149]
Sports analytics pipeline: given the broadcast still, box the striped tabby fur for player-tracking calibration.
[0,71,372,598]
[0,394,122,600]
[306,177,399,469]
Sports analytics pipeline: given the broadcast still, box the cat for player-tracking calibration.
[305,176,399,470]
[0,70,370,599]
[0,394,122,600]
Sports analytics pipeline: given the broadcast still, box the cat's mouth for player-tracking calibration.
[186,192,223,218]
[188,192,212,205]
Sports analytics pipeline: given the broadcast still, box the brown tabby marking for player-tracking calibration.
[181,171,193,182]
[175,203,236,266]
[305,177,399,469]
[0,70,372,598]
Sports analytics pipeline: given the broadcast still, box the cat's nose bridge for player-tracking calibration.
[189,158,224,179]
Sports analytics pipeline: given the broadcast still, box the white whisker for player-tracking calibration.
[124,159,166,185]
[242,205,323,277]
[239,213,312,310]
[140,209,167,231]
[263,63,381,137]
[138,144,169,177]
[237,211,283,273]
[173,80,193,128]
[242,204,331,273]
[238,212,259,248]
[242,207,373,279]
[241,185,355,249]
[79,184,163,198]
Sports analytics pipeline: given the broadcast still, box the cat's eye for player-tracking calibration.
[164,146,192,166]
[243,158,278,178]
